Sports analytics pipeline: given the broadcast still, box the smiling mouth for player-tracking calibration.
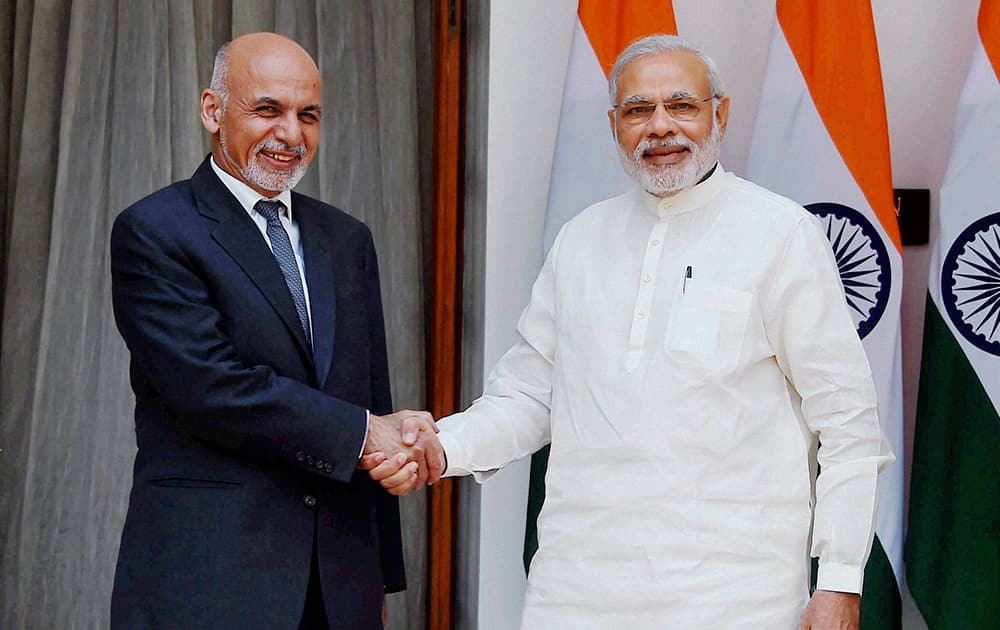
[643,146,689,164]
[261,150,297,163]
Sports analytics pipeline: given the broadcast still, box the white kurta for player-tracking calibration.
[438,166,895,629]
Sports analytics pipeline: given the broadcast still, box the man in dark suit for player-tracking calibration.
[109,32,443,629]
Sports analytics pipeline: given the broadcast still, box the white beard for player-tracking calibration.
[220,133,309,193]
[618,122,721,197]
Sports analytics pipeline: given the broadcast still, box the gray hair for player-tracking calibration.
[608,34,726,106]
[209,42,231,107]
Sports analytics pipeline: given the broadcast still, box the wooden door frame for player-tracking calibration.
[427,0,465,628]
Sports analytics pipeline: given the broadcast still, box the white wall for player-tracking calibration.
[472,2,577,628]
[471,1,982,628]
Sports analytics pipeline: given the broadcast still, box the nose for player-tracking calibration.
[274,111,304,147]
[645,103,679,137]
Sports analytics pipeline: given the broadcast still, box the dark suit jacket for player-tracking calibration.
[109,157,404,629]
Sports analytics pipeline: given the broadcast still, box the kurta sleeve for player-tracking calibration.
[760,215,895,595]
[436,229,565,483]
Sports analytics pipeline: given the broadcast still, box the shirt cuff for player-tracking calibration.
[439,431,498,483]
[815,562,864,595]
[438,432,465,476]
[358,410,370,459]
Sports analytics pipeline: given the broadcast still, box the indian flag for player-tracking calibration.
[745,1,904,628]
[905,1,1000,627]
[525,0,677,570]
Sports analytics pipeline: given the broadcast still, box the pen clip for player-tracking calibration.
[683,265,692,294]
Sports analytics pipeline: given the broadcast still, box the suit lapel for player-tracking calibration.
[295,195,337,389]
[191,159,314,365]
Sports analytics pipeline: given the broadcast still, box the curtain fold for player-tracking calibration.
[0,0,16,273]
[0,1,75,624]
[0,2,431,628]
[369,6,427,626]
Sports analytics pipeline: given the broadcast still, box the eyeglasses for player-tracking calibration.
[611,96,717,125]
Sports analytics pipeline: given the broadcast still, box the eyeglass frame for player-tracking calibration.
[609,95,721,125]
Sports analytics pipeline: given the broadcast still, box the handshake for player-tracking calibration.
[358,410,446,496]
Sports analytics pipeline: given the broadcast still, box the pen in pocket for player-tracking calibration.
[683,265,693,293]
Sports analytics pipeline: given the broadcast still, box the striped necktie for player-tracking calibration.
[254,199,311,347]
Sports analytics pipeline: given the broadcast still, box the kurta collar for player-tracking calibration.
[639,162,726,218]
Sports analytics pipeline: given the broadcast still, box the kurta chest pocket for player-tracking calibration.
[665,279,753,372]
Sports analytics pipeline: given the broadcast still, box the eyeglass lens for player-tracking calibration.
[618,99,708,124]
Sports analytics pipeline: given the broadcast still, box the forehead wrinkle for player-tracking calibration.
[244,95,323,112]
[616,52,714,101]
[232,53,321,103]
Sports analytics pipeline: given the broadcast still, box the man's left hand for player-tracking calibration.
[801,590,860,630]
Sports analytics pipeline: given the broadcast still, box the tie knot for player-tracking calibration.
[254,199,285,223]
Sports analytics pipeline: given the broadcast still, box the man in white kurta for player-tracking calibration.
[369,35,894,629]
[439,162,893,627]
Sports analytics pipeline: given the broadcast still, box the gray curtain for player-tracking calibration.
[0,1,433,628]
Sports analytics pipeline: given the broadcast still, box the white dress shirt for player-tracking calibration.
[210,157,313,339]
[437,165,895,629]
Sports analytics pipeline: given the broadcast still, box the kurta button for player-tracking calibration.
[295,451,305,462]
[643,274,652,282]
[637,312,646,319]
[303,495,317,507]
[652,240,661,246]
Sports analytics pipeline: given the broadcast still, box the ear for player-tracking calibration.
[200,89,222,135]
[715,96,731,139]
[607,108,617,141]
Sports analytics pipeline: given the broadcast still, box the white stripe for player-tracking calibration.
[746,22,905,585]
[543,18,632,253]
[930,40,1000,414]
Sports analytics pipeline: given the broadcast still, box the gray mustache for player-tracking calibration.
[637,138,695,153]
[257,141,306,157]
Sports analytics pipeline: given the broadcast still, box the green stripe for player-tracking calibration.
[906,296,1000,629]
[523,445,549,573]
[861,536,901,629]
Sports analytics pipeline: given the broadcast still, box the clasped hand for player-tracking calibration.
[358,410,445,496]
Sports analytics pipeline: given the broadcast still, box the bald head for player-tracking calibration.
[211,33,320,107]
[200,33,323,196]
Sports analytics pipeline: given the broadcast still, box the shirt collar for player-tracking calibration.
[210,155,294,220]
[639,162,726,218]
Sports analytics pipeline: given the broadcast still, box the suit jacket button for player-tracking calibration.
[303,495,317,507]
[296,451,306,462]
[315,459,325,469]
[306,455,315,465]
[323,463,333,473]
